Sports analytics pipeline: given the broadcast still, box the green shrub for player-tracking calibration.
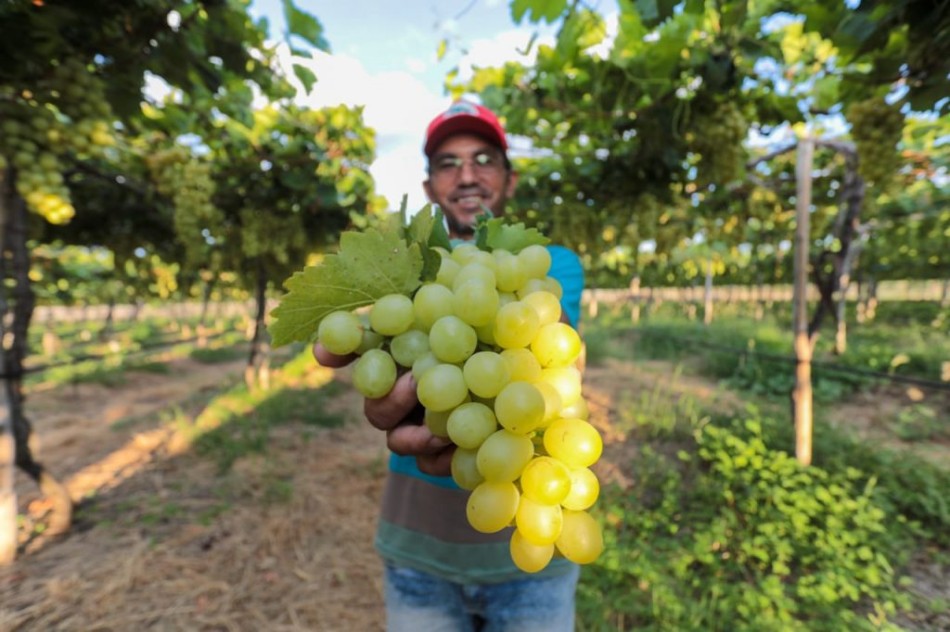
[578,417,909,631]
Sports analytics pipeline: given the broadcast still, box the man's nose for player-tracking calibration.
[458,160,478,183]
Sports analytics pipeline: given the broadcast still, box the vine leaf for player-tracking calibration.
[476,216,550,253]
[269,229,423,347]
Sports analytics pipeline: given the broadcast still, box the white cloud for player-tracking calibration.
[455,29,555,82]
[277,47,446,211]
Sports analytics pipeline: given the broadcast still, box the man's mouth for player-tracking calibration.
[452,194,486,211]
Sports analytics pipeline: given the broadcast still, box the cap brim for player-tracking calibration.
[424,117,506,156]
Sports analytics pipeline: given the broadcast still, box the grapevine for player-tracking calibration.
[846,96,904,189]
[270,208,605,573]
[0,57,116,224]
[687,100,748,185]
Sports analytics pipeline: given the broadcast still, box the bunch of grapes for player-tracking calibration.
[846,96,904,189]
[318,242,604,573]
[146,146,221,263]
[688,101,748,186]
[0,57,116,225]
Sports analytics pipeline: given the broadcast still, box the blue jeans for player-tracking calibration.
[383,563,581,632]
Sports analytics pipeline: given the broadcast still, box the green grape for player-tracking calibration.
[463,351,511,399]
[453,279,499,327]
[516,278,548,299]
[521,291,562,326]
[413,283,455,330]
[531,322,582,368]
[451,447,484,490]
[510,529,554,573]
[411,351,441,382]
[466,481,520,533]
[390,329,431,367]
[417,363,469,412]
[317,310,363,355]
[540,366,583,408]
[500,348,542,383]
[543,419,602,469]
[436,256,461,287]
[518,245,552,279]
[542,277,563,300]
[424,407,452,438]
[561,467,600,511]
[476,429,534,482]
[429,315,478,364]
[555,510,603,565]
[494,381,546,435]
[447,402,498,449]
[520,456,572,506]
[451,243,480,265]
[559,397,590,421]
[370,294,415,336]
[515,496,563,546]
[452,262,496,290]
[532,380,563,425]
[492,250,527,292]
[352,349,398,399]
[493,301,540,350]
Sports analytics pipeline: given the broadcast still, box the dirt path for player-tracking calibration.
[0,354,945,630]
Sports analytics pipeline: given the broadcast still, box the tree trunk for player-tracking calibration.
[866,277,878,322]
[792,138,814,466]
[703,259,714,326]
[245,260,270,391]
[0,169,16,565]
[99,297,116,342]
[1,176,74,564]
[940,278,949,309]
[629,275,641,324]
[199,276,217,328]
[834,225,870,355]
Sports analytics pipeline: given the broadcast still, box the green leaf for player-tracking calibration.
[269,229,423,346]
[292,62,317,94]
[406,205,450,281]
[436,38,448,61]
[282,0,330,51]
[511,0,567,24]
[475,217,550,254]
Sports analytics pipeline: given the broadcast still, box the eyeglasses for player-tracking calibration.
[430,151,505,179]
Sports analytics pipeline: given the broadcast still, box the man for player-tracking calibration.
[315,100,585,631]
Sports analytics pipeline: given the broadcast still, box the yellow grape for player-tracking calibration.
[556,510,603,564]
[493,301,540,350]
[515,496,564,546]
[417,364,469,412]
[531,322,582,368]
[451,447,484,491]
[521,290,562,326]
[476,429,534,482]
[510,529,554,574]
[543,419,603,469]
[559,397,590,420]
[520,456,572,505]
[466,481,520,533]
[539,366,583,408]
[494,381,545,434]
[561,467,600,511]
[424,407,451,438]
[518,244,551,279]
[500,348,542,383]
[463,351,511,399]
[532,380,563,425]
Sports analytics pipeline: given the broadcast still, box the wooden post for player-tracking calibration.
[703,257,714,325]
[0,168,15,565]
[792,138,814,466]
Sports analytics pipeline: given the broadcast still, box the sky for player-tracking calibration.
[248,0,557,211]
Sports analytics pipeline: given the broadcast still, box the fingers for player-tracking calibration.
[386,423,455,477]
[364,372,419,431]
[416,447,455,477]
[313,342,356,368]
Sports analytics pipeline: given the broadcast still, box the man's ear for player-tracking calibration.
[504,170,519,199]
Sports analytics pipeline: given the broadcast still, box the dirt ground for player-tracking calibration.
[0,353,946,631]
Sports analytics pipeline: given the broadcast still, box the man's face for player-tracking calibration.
[423,134,518,239]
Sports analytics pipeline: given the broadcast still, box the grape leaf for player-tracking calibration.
[475,216,550,253]
[269,228,423,347]
[406,205,452,281]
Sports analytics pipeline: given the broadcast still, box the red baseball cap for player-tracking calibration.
[423,100,508,157]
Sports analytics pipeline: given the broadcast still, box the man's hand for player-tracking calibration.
[313,342,455,476]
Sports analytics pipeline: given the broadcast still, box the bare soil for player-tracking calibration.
[1,354,946,631]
